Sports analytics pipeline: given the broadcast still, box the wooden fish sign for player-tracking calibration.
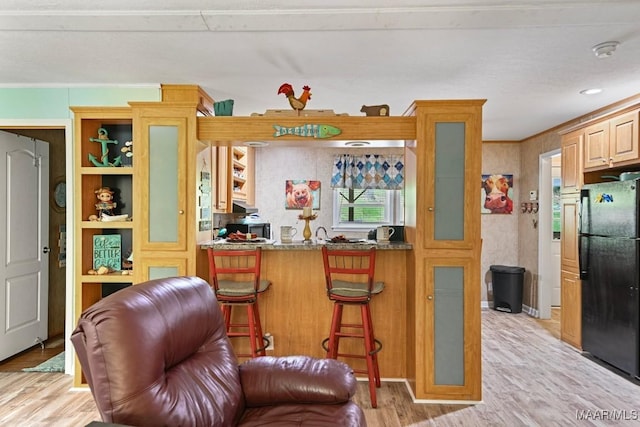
[273,124,341,139]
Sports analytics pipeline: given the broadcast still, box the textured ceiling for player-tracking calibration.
[1,1,640,140]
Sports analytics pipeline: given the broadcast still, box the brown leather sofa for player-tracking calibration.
[71,276,366,426]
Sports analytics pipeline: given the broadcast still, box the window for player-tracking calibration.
[332,188,404,231]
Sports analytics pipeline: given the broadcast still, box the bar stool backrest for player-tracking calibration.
[321,246,376,302]
[207,247,263,297]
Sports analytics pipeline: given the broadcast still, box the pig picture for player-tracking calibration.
[481,174,514,214]
[285,179,321,209]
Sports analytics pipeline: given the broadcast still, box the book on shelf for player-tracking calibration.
[93,234,122,271]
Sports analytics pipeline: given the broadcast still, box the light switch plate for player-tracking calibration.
[529,190,538,201]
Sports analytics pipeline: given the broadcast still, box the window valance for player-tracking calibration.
[331,154,404,190]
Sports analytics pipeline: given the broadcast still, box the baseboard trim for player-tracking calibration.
[402,379,483,405]
[523,304,539,318]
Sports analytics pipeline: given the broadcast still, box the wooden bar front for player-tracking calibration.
[208,247,408,379]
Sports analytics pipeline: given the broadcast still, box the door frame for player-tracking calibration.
[537,148,561,320]
[0,119,74,374]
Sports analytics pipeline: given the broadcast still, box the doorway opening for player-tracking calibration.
[0,121,72,373]
[537,149,561,325]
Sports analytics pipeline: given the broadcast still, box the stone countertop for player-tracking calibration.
[200,239,412,250]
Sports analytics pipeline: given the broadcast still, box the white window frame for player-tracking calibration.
[332,188,404,232]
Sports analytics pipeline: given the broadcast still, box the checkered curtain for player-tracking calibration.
[331,154,404,189]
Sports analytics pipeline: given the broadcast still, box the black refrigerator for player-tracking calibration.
[579,180,640,378]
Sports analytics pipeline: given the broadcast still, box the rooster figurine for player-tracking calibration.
[278,83,311,115]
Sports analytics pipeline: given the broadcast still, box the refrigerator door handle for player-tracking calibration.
[579,234,588,280]
[578,189,589,235]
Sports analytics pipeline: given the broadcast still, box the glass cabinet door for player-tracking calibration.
[138,118,188,252]
[423,115,476,250]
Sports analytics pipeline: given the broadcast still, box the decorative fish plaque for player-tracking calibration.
[273,124,341,139]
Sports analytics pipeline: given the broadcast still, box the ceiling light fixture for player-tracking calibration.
[245,141,269,147]
[345,141,370,147]
[580,88,603,96]
[592,41,620,58]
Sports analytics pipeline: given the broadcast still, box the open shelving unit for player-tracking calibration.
[72,106,135,386]
[231,146,248,199]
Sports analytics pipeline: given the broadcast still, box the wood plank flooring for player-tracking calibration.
[0,335,64,372]
[1,309,639,426]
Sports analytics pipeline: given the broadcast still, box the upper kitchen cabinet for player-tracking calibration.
[583,108,639,171]
[211,145,255,212]
[560,129,583,194]
[231,146,249,200]
[130,102,210,283]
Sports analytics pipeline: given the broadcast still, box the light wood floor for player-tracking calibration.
[1,309,639,426]
[0,335,64,372]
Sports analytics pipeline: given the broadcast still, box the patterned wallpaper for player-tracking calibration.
[481,132,561,313]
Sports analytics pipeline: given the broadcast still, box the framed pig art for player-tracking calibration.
[285,179,321,210]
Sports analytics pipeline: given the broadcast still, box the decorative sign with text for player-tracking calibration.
[93,234,122,271]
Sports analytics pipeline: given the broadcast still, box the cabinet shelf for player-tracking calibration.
[233,147,246,159]
[81,167,133,175]
[81,221,134,229]
[81,274,134,283]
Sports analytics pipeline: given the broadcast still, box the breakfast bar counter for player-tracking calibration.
[199,240,411,378]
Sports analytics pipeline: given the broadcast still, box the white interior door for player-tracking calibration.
[0,131,49,361]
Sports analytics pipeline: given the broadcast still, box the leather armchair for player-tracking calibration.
[71,276,366,427]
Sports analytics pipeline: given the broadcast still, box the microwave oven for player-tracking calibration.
[225,222,271,239]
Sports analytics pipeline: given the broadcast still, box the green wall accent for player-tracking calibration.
[0,86,160,119]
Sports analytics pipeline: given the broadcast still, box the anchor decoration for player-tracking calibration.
[88,128,122,167]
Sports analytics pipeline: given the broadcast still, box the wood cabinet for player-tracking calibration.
[71,106,135,386]
[160,84,214,117]
[559,194,582,349]
[231,147,248,200]
[214,146,229,212]
[131,102,210,283]
[212,145,255,212]
[560,195,580,271]
[560,270,582,348]
[559,106,640,350]
[584,109,639,171]
[404,101,484,401]
[72,95,215,386]
[561,129,583,194]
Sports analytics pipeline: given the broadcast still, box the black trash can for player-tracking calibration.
[490,265,525,313]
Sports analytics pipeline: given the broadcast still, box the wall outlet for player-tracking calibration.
[529,190,538,201]
[264,333,274,351]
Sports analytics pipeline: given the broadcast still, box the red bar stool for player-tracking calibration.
[321,246,383,408]
[207,247,271,359]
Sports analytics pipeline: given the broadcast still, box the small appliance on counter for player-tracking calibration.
[368,225,404,242]
[225,221,271,239]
